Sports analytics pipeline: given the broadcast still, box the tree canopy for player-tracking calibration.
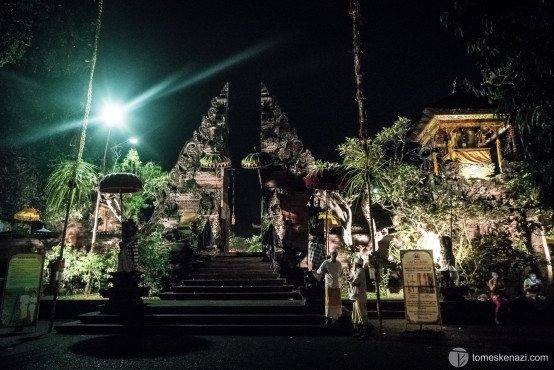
[0,1,100,223]
[441,0,554,209]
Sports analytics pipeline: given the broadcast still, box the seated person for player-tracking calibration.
[523,272,546,301]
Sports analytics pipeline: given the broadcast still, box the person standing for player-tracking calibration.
[489,271,510,324]
[317,250,342,326]
[350,256,372,339]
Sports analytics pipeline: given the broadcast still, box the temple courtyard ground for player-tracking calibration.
[1,318,552,369]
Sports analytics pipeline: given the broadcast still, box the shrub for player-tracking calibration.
[44,245,117,295]
[457,231,544,294]
[229,234,263,253]
[138,231,171,295]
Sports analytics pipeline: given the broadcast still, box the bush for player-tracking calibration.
[138,231,171,295]
[229,234,263,252]
[44,245,117,295]
[457,231,544,294]
[44,231,172,296]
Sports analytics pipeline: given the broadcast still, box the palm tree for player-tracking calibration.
[49,0,104,333]
[45,160,98,216]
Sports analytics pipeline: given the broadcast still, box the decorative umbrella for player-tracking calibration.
[304,167,346,254]
[241,151,272,187]
[99,172,143,221]
[99,172,143,194]
[14,207,40,233]
[35,227,53,241]
[199,153,231,168]
[14,208,40,222]
[241,152,272,170]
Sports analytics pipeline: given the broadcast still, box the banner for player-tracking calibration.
[1,253,43,327]
[400,250,441,325]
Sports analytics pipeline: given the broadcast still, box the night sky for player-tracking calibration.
[87,0,479,235]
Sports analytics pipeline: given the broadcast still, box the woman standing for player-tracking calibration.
[488,271,510,324]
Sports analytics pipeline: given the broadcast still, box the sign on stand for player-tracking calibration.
[1,253,44,327]
[400,250,441,327]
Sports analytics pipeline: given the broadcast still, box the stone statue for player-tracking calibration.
[117,220,139,272]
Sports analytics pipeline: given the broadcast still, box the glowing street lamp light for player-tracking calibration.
[102,103,125,128]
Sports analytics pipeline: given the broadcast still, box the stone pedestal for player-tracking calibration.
[99,271,149,315]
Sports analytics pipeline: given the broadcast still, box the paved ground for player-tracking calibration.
[1,319,553,370]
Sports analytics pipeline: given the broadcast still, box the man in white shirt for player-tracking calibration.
[350,256,373,339]
[317,250,342,326]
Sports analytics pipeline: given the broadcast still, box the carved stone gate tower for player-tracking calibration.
[168,84,231,251]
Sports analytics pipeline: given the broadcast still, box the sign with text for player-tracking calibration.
[400,250,441,325]
[1,253,43,327]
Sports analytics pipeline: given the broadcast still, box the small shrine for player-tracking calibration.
[409,90,508,179]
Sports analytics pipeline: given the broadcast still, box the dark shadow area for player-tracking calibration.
[504,341,554,356]
[0,331,48,352]
[400,330,446,345]
[69,335,212,358]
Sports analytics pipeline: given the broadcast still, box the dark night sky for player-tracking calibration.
[88,0,479,235]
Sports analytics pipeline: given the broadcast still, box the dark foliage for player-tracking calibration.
[442,0,554,209]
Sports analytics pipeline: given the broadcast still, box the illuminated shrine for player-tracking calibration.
[410,90,508,179]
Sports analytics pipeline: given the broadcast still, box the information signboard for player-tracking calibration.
[1,253,43,327]
[400,249,441,325]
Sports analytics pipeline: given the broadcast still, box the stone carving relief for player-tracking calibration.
[260,83,314,176]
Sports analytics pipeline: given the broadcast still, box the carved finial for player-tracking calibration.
[219,83,229,102]
[261,82,269,96]
[451,77,458,94]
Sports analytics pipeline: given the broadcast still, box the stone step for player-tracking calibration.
[192,273,279,279]
[158,291,303,300]
[77,312,324,325]
[139,302,317,315]
[54,322,351,336]
[140,302,403,316]
[210,258,268,263]
[215,252,265,257]
[199,267,274,273]
[178,279,287,286]
[171,285,295,293]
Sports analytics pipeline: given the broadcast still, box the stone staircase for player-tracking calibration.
[55,253,405,335]
[55,253,332,335]
[159,253,302,301]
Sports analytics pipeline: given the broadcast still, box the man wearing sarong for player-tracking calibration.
[350,256,373,339]
[317,250,342,326]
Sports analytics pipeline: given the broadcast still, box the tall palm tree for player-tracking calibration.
[49,0,104,333]
[346,0,384,333]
